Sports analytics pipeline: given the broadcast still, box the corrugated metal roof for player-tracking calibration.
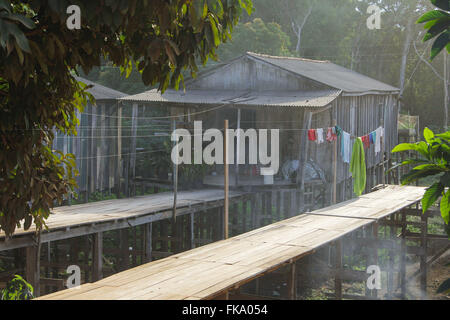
[120,89,341,108]
[75,76,127,101]
[246,52,400,94]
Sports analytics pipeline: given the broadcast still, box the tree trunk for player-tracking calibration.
[291,5,313,54]
[295,26,302,53]
[399,17,414,115]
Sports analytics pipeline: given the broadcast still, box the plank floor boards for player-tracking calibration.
[0,189,244,239]
[37,185,426,300]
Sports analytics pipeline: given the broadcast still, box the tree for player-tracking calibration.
[282,0,314,53]
[217,18,291,61]
[392,127,450,296]
[392,127,450,237]
[0,0,252,236]
[417,0,450,60]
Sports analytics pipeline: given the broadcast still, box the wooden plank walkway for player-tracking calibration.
[37,185,426,300]
[0,189,246,250]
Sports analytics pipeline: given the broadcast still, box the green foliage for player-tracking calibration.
[391,128,450,235]
[0,0,251,236]
[417,0,450,60]
[1,275,34,300]
[217,18,292,61]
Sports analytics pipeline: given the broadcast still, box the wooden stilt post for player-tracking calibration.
[400,210,407,299]
[120,228,129,271]
[372,222,379,298]
[172,119,178,223]
[129,103,138,197]
[332,119,337,204]
[297,111,312,212]
[335,239,343,300]
[26,245,40,297]
[90,105,97,196]
[288,261,297,300]
[251,194,256,229]
[235,109,241,187]
[116,103,123,198]
[420,207,428,299]
[171,119,179,252]
[190,212,195,249]
[144,223,153,263]
[92,232,103,281]
[387,214,395,298]
[381,118,386,185]
[224,119,229,239]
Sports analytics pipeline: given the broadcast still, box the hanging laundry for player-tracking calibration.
[350,137,366,197]
[375,127,383,154]
[326,127,337,142]
[369,131,375,144]
[335,125,343,137]
[308,129,316,141]
[361,135,370,149]
[341,131,351,163]
[316,128,324,144]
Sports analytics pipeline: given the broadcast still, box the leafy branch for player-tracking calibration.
[416,0,450,60]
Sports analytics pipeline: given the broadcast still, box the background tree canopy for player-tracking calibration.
[0,0,252,236]
[87,0,448,132]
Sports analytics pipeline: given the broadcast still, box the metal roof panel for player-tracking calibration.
[120,89,341,108]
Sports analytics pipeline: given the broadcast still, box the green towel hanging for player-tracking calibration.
[350,137,366,196]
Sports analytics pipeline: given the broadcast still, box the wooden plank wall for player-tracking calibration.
[52,101,122,202]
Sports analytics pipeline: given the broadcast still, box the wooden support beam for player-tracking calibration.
[296,111,312,188]
[129,103,138,197]
[420,210,428,299]
[381,118,385,185]
[334,240,343,300]
[332,118,337,204]
[235,108,241,187]
[190,213,195,249]
[400,210,407,299]
[98,103,106,193]
[224,119,229,239]
[387,214,395,298]
[116,103,122,198]
[144,223,153,263]
[26,245,40,297]
[287,262,297,300]
[92,232,103,281]
[372,222,379,299]
[171,119,178,223]
[119,228,129,271]
[90,105,97,195]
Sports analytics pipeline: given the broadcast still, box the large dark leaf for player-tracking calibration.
[423,17,450,41]
[417,9,450,24]
[432,0,450,11]
[422,182,445,213]
[431,30,450,60]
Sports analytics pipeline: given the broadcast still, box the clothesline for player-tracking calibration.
[308,125,385,164]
